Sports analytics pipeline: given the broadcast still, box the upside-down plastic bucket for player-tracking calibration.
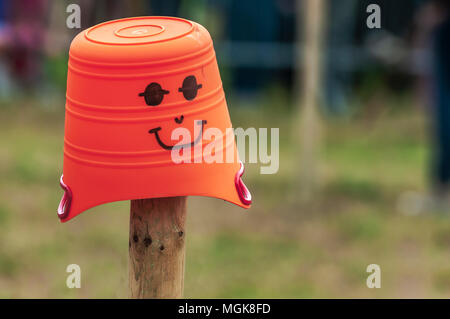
[57,17,251,222]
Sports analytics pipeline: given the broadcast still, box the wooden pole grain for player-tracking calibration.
[129,197,187,298]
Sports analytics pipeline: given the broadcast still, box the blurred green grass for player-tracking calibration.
[1,94,450,298]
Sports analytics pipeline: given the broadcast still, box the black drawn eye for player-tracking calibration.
[139,82,170,106]
[178,75,202,100]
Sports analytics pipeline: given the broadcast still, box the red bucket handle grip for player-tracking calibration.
[57,174,72,220]
[235,161,252,206]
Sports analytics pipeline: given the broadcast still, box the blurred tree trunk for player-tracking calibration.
[294,0,326,202]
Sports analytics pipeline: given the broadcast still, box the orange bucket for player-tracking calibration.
[58,17,251,222]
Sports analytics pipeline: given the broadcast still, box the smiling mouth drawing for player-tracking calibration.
[148,120,207,150]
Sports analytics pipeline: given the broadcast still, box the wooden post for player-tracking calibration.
[129,197,187,298]
[294,0,326,201]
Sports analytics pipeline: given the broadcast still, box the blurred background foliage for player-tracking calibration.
[0,0,450,298]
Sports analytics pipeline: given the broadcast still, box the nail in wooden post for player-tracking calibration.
[129,197,187,298]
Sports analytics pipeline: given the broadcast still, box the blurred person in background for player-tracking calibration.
[399,0,450,214]
[429,0,450,209]
[0,0,11,98]
[4,0,49,95]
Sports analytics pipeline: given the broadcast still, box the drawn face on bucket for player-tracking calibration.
[139,75,205,150]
